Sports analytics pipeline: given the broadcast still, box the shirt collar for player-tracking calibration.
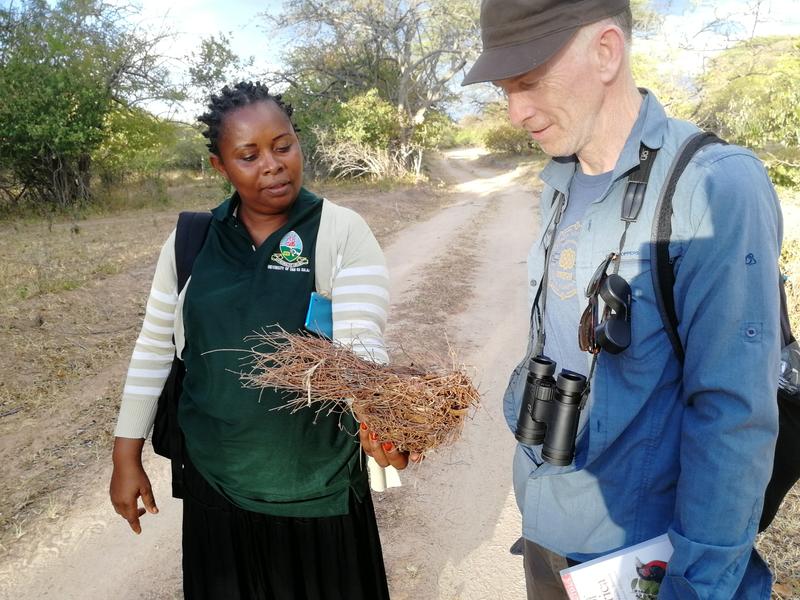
[211,191,239,223]
[210,187,320,224]
[540,89,667,194]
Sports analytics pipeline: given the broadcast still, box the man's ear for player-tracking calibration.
[595,25,626,84]
[209,154,228,180]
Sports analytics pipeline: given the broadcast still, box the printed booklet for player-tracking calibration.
[560,534,673,600]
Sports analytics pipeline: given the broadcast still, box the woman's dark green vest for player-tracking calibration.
[179,189,367,517]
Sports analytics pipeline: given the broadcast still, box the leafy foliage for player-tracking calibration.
[311,90,405,179]
[479,103,533,154]
[269,0,479,177]
[333,90,401,147]
[695,36,800,186]
[165,125,211,172]
[410,109,455,150]
[0,0,179,208]
[92,107,177,183]
[307,88,457,178]
[781,237,800,336]
[631,51,694,119]
[188,34,255,106]
[630,0,664,38]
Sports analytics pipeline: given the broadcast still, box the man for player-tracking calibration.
[462,1,782,598]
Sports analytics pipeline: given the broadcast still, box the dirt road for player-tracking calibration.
[0,149,540,600]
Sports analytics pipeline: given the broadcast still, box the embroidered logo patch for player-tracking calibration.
[745,253,757,265]
[270,230,309,269]
[549,222,580,300]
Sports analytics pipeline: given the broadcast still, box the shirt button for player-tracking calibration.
[530,279,537,287]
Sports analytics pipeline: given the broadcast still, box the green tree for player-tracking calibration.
[631,50,694,119]
[92,107,178,183]
[268,0,479,174]
[188,34,254,106]
[333,89,400,147]
[695,35,800,186]
[477,102,533,154]
[630,0,663,37]
[0,0,179,208]
[165,125,210,172]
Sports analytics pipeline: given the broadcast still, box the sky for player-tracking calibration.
[129,0,800,120]
[120,0,286,119]
[643,0,800,75]
[130,0,284,71]
[8,0,800,120]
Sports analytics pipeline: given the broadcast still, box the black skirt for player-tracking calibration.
[181,456,391,600]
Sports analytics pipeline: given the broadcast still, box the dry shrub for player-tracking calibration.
[312,127,422,180]
[757,486,800,599]
[781,238,800,335]
[239,330,480,455]
[766,236,800,598]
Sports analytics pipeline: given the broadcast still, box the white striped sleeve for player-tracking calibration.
[114,230,178,439]
[322,201,401,492]
[330,220,390,365]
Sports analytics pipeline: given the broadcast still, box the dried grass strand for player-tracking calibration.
[240,329,480,454]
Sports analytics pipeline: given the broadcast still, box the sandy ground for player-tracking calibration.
[0,149,540,600]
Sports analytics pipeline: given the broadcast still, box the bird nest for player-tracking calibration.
[240,329,480,455]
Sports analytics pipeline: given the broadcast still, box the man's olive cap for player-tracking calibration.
[462,0,630,85]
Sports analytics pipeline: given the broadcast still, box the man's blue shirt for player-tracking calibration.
[504,92,782,599]
[543,168,614,375]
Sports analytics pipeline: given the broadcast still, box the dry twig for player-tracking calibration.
[240,329,480,455]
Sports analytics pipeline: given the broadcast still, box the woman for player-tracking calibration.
[109,81,413,599]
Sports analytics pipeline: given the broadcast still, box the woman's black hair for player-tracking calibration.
[197,81,295,155]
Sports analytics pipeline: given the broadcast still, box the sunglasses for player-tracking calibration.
[579,253,618,354]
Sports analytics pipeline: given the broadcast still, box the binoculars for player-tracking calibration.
[514,356,587,466]
[594,273,632,354]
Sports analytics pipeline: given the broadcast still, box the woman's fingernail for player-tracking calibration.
[360,422,368,431]
[382,442,393,452]
[369,432,378,441]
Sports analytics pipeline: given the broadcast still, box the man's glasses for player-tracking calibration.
[579,253,616,354]
[579,253,632,355]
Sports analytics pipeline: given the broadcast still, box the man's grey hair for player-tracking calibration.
[610,8,633,43]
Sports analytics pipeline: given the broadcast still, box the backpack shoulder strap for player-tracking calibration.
[175,211,213,292]
[780,276,796,346]
[650,132,726,363]
[162,211,211,498]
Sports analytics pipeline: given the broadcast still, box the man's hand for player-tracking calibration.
[359,422,423,469]
[109,437,159,534]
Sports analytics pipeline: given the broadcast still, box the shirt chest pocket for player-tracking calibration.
[612,250,665,363]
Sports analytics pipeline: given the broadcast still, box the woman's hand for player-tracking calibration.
[109,437,159,534]
[359,422,423,470]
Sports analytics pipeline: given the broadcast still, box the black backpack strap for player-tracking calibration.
[780,275,795,346]
[175,211,213,292]
[651,132,726,363]
[650,133,799,534]
[169,211,211,498]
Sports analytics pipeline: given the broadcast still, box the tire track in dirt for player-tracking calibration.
[377,150,539,600]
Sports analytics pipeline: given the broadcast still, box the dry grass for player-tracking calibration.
[759,487,800,599]
[0,180,222,305]
[315,179,451,247]
[758,191,800,598]
[780,237,800,335]
[0,179,221,555]
[240,330,480,454]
